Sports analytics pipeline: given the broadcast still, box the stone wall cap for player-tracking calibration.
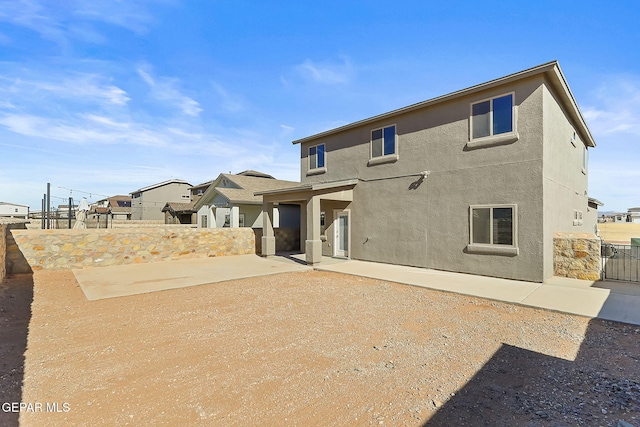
[553,232,599,239]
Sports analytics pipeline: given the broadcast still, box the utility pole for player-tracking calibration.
[46,183,51,230]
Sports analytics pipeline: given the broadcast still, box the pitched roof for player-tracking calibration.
[161,201,197,213]
[193,172,299,209]
[293,61,595,148]
[131,179,192,194]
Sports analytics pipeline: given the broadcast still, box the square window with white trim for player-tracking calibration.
[470,93,514,140]
[468,204,518,255]
[309,144,325,170]
[371,125,396,158]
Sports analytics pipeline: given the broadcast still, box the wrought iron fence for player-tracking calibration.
[601,243,640,282]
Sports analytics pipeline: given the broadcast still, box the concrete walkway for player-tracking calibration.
[73,254,640,325]
[315,259,640,326]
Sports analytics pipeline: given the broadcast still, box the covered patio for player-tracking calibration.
[256,179,357,265]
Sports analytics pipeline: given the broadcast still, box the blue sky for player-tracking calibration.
[0,0,638,212]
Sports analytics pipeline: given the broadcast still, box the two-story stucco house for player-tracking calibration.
[258,61,597,283]
[130,179,192,221]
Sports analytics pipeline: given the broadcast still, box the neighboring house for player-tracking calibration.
[193,170,300,229]
[130,179,192,221]
[258,61,597,283]
[161,180,215,225]
[0,202,29,219]
[90,195,132,221]
[627,208,640,224]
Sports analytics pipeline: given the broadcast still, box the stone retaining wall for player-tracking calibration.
[8,227,255,272]
[553,232,601,281]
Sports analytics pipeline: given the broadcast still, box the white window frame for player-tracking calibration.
[468,92,518,149]
[467,204,518,256]
[307,143,327,176]
[368,124,399,166]
[573,209,584,226]
[582,146,588,175]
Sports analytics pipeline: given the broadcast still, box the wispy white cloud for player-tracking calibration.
[0,0,163,47]
[582,77,640,138]
[0,73,130,106]
[212,82,244,113]
[293,56,354,85]
[137,66,202,116]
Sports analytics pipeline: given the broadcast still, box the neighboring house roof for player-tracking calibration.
[628,207,640,212]
[292,60,595,149]
[162,201,196,214]
[131,179,192,195]
[193,172,299,209]
[0,202,29,208]
[588,197,604,207]
[236,170,275,179]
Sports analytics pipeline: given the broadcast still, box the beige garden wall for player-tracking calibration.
[8,227,255,272]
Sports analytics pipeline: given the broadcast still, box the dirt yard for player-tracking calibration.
[1,270,639,426]
[599,222,640,244]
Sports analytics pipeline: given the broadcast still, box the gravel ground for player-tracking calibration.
[1,269,638,426]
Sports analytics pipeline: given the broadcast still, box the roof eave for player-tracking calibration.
[292,61,596,148]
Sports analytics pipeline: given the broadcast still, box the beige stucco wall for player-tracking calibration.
[299,75,548,281]
[8,227,255,271]
[131,183,192,221]
[542,84,595,280]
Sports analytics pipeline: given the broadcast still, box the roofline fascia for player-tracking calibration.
[292,61,595,148]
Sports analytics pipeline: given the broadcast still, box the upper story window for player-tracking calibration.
[582,146,588,174]
[471,93,514,139]
[368,124,398,166]
[371,125,396,157]
[309,144,325,169]
[307,144,326,176]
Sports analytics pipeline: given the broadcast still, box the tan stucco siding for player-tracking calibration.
[298,76,548,281]
[542,82,594,279]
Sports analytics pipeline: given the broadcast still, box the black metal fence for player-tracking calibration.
[601,243,640,282]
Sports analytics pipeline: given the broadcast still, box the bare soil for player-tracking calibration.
[599,222,640,244]
[1,270,639,426]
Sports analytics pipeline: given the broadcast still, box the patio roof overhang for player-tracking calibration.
[255,179,358,203]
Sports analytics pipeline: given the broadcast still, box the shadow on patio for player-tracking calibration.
[0,273,34,427]
[424,316,639,426]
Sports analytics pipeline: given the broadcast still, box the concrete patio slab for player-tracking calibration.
[316,259,640,326]
[73,254,310,301]
[315,260,543,303]
[73,253,640,325]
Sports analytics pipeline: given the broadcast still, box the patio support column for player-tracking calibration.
[261,200,275,257]
[230,205,240,228]
[305,195,322,265]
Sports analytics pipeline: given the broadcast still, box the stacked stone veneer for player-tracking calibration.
[553,232,601,281]
[7,227,255,272]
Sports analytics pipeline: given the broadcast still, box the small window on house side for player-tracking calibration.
[467,204,518,255]
[471,93,514,139]
[582,146,588,174]
[371,125,396,158]
[309,144,325,170]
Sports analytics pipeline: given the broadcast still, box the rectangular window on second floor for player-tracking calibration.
[309,144,325,170]
[471,93,514,139]
[371,125,396,158]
